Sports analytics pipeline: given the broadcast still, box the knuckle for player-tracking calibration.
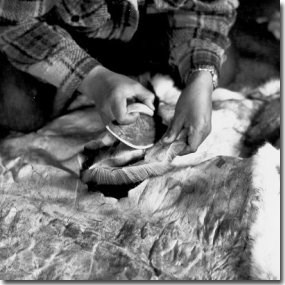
[110,86,119,95]
[196,120,210,133]
[197,120,206,129]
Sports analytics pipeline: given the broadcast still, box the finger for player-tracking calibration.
[187,126,204,153]
[99,110,114,125]
[177,127,195,156]
[127,103,154,117]
[119,112,139,124]
[178,126,203,156]
[133,85,155,111]
[112,98,139,124]
[178,145,193,156]
[162,113,184,144]
[176,128,188,140]
[116,110,139,124]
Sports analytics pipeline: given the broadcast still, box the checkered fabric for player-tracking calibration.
[0,0,238,111]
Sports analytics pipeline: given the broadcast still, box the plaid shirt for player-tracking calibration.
[0,0,238,112]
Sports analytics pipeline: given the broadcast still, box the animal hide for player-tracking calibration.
[0,77,280,280]
[0,3,281,277]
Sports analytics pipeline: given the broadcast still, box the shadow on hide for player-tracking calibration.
[86,182,141,199]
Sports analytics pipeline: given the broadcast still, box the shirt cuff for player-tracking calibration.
[28,43,99,115]
[55,56,99,114]
[179,49,222,87]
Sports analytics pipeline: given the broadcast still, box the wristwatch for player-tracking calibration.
[191,65,219,89]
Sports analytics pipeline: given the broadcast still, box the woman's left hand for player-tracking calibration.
[162,70,213,155]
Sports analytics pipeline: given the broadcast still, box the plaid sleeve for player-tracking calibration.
[166,0,239,85]
[0,10,99,113]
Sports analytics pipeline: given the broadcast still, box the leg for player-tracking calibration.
[0,53,57,133]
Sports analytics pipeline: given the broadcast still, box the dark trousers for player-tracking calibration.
[0,53,57,133]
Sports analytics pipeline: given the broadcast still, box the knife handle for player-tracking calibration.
[127,103,154,117]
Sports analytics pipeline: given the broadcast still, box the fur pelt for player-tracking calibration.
[249,144,280,280]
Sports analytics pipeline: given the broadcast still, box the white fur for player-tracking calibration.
[212,88,245,101]
[258,79,280,98]
[250,143,280,280]
[151,74,180,105]
[150,75,281,279]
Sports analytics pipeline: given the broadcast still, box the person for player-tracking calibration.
[0,0,238,154]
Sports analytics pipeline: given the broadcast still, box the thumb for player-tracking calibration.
[116,111,139,125]
[127,103,154,117]
[112,95,139,125]
[134,85,155,111]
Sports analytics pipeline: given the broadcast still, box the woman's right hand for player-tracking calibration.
[79,66,155,125]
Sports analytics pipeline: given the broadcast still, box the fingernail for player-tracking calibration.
[162,136,169,143]
[162,134,174,143]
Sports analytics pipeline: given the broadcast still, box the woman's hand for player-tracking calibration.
[79,66,155,125]
[162,70,213,155]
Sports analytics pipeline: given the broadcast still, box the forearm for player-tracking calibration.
[78,65,109,100]
[186,70,213,94]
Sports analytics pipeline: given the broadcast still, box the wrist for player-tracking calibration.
[187,70,214,93]
[188,66,218,90]
[78,65,109,96]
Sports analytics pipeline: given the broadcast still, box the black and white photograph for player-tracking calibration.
[0,0,281,281]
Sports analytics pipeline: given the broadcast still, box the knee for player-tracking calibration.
[0,54,57,133]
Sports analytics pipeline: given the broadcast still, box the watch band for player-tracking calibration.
[191,65,219,89]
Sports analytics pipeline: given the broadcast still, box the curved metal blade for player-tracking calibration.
[106,113,156,150]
